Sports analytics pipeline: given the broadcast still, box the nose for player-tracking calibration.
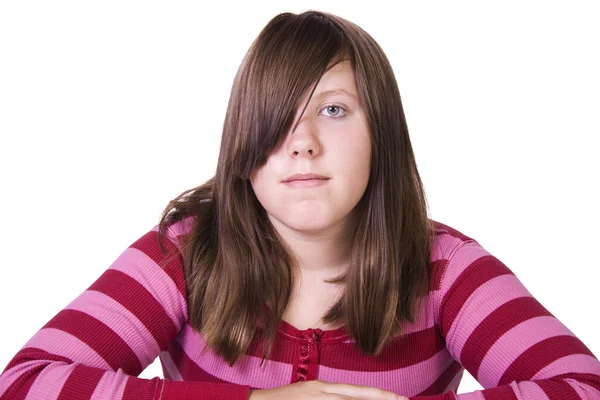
[287,117,320,158]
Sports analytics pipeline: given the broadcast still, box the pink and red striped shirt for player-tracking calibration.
[1,218,599,399]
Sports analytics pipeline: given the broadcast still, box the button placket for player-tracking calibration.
[294,328,324,383]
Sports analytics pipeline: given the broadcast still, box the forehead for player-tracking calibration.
[313,60,358,97]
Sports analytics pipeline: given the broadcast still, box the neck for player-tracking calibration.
[268,212,356,278]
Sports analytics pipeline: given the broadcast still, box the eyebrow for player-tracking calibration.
[292,87,358,133]
[314,88,358,100]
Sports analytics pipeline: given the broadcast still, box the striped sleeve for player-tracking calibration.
[417,238,600,400]
[0,221,251,400]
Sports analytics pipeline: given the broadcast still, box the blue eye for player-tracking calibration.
[319,105,346,118]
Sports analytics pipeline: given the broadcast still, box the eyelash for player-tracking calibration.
[318,104,347,118]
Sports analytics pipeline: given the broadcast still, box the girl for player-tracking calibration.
[1,10,599,400]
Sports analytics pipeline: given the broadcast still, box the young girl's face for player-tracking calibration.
[250,60,371,237]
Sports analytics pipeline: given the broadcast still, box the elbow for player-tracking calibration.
[1,350,72,399]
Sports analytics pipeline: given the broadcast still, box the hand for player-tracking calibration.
[248,379,409,399]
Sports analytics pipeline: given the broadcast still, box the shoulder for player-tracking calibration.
[428,220,495,294]
[429,219,478,264]
[122,216,197,286]
[158,215,198,252]
[427,220,521,328]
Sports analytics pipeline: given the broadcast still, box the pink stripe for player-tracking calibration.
[24,363,76,400]
[0,361,43,397]
[23,328,110,370]
[166,216,196,236]
[151,217,196,253]
[446,274,531,358]
[89,370,128,400]
[158,352,183,381]
[318,349,456,397]
[109,248,187,331]
[65,290,161,367]
[457,391,485,400]
[430,232,466,263]
[567,379,600,399]
[533,354,600,379]
[509,380,549,399]
[478,316,576,387]
[174,324,292,389]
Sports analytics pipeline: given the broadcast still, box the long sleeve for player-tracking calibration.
[413,239,600,400]
[0,223,251,400]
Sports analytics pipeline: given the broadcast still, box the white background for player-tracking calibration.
[1,1,598,396]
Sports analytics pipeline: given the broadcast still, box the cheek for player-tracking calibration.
[250,162,282,213]
[339,133,371,178]
[250,168,268,201]
[350,138,372,197]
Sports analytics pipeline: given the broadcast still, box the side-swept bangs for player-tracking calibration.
[222,12,352,180]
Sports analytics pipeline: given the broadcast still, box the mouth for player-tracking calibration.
[283,178,330,188]
[283,173,329,183]
[284,177,329,182]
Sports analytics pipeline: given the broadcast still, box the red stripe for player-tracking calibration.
[56,366,105,400]
[3,348,72,372]
[440,255,514,338]
[536,378,582,400]
[168,341,233,383]
[129,230,187,298]
[320,326,446,371]
[498,335,597,386]
[122,376,162,400]
[43,309,143,375]
[88,269,176,351]
[481,385,519,400]
[416,360,462,396]
[460,297,553,377]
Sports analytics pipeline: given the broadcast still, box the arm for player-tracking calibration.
[413,239,600,400]
[0,222,251,400]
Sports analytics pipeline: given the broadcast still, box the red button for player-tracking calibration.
[301,345,309,352]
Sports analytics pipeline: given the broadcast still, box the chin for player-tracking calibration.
[284,217,338,234]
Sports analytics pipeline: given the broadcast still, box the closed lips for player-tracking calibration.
[284,173,329,182]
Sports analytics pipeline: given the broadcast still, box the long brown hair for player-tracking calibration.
[159,10,433,366]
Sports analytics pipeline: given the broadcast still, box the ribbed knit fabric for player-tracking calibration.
[1,218,599,399]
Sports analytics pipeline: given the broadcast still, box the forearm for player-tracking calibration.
[409,373,600,399]
[0,359,251,400]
